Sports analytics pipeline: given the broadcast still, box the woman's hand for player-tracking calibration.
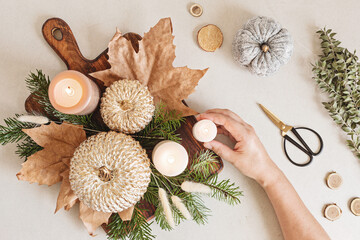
[197,109,330,239]
[197,109,281,186]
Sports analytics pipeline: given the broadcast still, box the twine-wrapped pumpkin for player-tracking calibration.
[232,16,293,76]
[69,131,151,213]
[100,79,155,134]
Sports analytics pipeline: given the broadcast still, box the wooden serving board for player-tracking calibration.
[25,18,223,222]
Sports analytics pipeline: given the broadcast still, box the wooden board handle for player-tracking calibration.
[42,18,109,74]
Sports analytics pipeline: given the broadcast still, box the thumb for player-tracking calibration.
[204,140,236,163]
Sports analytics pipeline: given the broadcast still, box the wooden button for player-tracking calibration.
[350,198,360,216]
[326,172,342,189]
[190,4,203,17]
[324,204,342,221]
[197,24,223,52]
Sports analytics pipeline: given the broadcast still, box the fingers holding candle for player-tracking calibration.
[192,119,217,143]
[196,111,245,142]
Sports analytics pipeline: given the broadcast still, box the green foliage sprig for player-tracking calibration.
[0,115,39,160]
[0,114,35,145]
[190,149,220,179]
[135,103,185,148]
[313,29,360,158]
[107,205,154,240]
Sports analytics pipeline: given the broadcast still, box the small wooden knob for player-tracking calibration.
[350,198,360,216]
[261,44,270,53]
[324,204,342,221]
[190,4,203,17]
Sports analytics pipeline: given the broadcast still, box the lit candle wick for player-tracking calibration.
[65,86,75,96]
[168,155,175,164]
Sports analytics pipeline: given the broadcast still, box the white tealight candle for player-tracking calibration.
[192,119,217,142]
[152,140,189,177]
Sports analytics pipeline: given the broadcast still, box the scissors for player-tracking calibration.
[259,104,323,167]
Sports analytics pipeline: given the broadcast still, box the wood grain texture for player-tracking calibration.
[24,18,223,224]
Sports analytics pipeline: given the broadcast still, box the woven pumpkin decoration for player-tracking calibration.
[100,79,155,134]
[69,131,151,213]
[232,16,293,76]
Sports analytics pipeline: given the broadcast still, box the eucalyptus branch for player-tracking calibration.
[313,28,360,158]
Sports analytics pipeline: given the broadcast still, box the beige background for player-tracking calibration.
[1,0,360,239]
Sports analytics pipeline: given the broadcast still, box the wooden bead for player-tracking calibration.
[326,172,343,189]
[197,24,223,52]
[324,204,342,221]
[189,4,203,17]
[350,198,360,216]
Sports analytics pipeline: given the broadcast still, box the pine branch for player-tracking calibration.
[0,114,42,161]
[190,150,219,179]
[107,205,155,240]
[154,200,186,230]
[313,28,360,158]
[0,114,36,145]
[134,103,184,148]
[203,174,243,205]
[143,185,159,207]
[179,192,210,225]
[15,138,43,160]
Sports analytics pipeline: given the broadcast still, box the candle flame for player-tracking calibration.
[65,86,75,96]
[168,155,175,164]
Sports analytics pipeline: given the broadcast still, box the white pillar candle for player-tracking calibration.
[192,119,217,142]
[152,140,189,177]
[48,70,100,115]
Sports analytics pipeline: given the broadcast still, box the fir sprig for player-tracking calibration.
[15,138,43,160]
[135,103,184,148]
[179,192,211,225]
[0,114,40,161]
[313,28,360,158]
[107,205,154,240]
[204,174,243,205]
[190,150,219,179]
[0,114,36,145]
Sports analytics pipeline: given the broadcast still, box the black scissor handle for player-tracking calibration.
[283,127,323,167]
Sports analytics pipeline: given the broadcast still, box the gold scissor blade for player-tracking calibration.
[259,104,286,131]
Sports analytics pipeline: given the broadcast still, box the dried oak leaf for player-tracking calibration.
[79,202,112,236]
[16,122,86,185]
[91,17,208,116]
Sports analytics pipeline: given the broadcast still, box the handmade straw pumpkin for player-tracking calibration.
[69,131,151,213]
[100,79,155,134]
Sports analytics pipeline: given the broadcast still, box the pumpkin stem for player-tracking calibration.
[261,44,270,53]
[98,166,113,182]
[119,100,134,111]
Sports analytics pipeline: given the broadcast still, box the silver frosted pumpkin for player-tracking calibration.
[232,16,293,76]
